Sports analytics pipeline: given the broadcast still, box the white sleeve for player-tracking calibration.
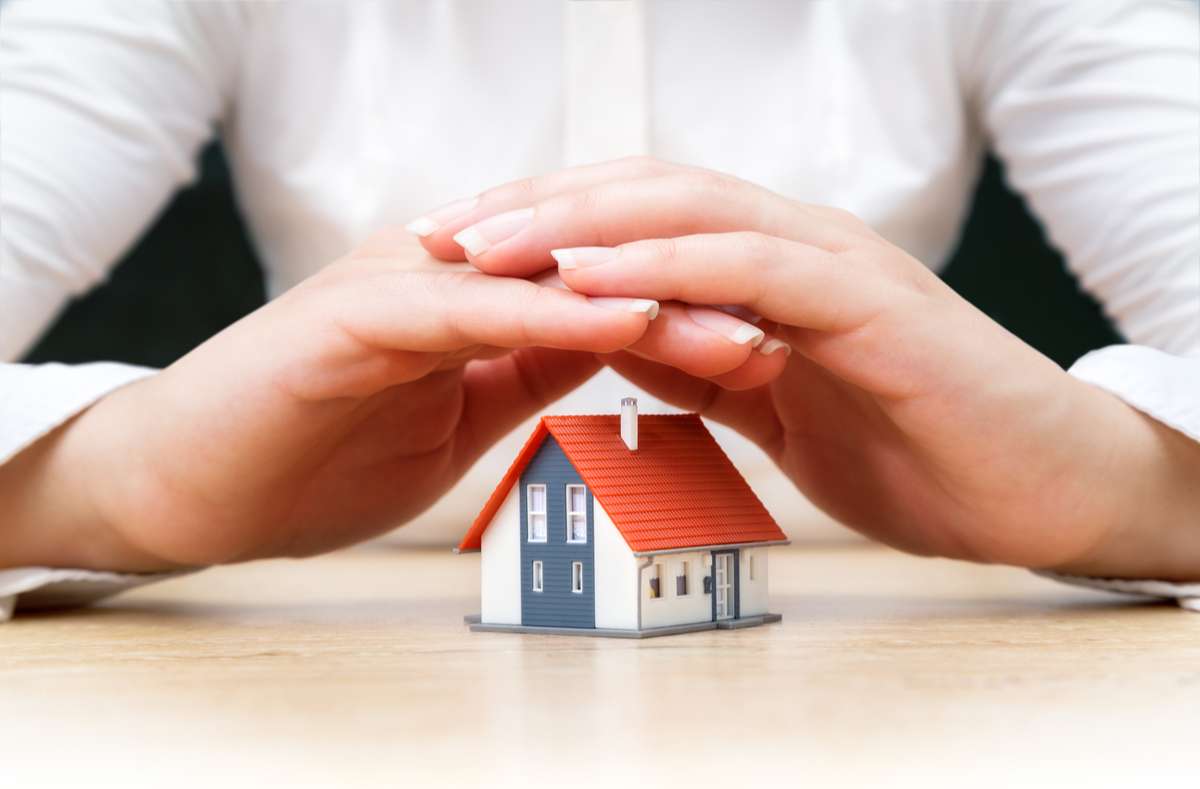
[953,1,1200,604]
[0,1,242,615]
[0,0,244,359]
[955,0,1199,358]
[0,566,189,622]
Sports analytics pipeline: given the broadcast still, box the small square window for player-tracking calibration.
[532,560,543,592]
[566,484,587,543]
[572,561,584,594]
[527,484,547,542]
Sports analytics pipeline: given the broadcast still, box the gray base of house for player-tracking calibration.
[462,613,782,638]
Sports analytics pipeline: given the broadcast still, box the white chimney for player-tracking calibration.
[620,397,638,451]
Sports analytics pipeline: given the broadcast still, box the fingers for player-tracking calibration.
[600,352,785,449]
[444,171,863,277]
[554,233,888,333]
[530,269,787,386]
[456,348,604,466]
[332,269,658,364]
[406,156,681,262]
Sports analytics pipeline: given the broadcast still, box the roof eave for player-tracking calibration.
[631,539,791,557]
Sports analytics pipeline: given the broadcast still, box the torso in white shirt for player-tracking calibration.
[226,1,983,294]
[0,0,1197,542]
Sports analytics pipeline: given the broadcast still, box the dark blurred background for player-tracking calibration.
[21,144,1122,369]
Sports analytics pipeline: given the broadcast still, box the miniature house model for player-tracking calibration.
[457,399,788,637]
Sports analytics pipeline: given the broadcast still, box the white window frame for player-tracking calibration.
[532,560,543,592]
[649,563,664,600]
[572,561,584,594]
[565,484,587,544]
[526,484,547,542]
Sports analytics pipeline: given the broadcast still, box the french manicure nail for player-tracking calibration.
[588,297,660,319]
[551,247,618,270]
[404,196,479,237]
[453,207,534,256]
[758,338,792,357]
[686,306,765,347]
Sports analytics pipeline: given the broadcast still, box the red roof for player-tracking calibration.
[456,414,787,554]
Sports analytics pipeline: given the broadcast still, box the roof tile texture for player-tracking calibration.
[457,413,786,553]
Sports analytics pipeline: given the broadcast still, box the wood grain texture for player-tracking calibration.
[2,543,1197,787]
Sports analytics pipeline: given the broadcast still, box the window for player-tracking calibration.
[526,484,547,542]
[532,561,543,592]
[566,484,587,543]
[572,561,584,594]
[748,554,756,581]
[648,563,663,599]
[676,561,690,596]
[703,555,713,594]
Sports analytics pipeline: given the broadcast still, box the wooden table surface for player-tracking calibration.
[2,542,1197,787]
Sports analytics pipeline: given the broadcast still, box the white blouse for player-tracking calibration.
[1,0,1197,617]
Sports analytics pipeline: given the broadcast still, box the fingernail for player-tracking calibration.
[551,247,617,270]
[758,338,792,357]
[453,207,534,256]
[686,306,765,347]
[404,196,479,237]
[588,297,660,319]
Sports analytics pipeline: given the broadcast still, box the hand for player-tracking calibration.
[410,158,1200,579]
[0,231,662,570]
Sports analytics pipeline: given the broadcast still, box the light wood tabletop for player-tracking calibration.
[2,542,1197,787]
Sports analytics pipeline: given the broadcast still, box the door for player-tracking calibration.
[715,553,733,620]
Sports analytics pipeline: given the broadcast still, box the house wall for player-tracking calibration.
[593,501,638,630]
[519,437,595,628]
[480,485,521,625]
[739,547,769,616]
[640,550,719,630]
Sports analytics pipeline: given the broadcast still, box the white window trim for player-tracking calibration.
[565,484,587,544]
[649,562,664,601]
[532,560,543,592]
[572,561,584,594]
[526,484,547,543]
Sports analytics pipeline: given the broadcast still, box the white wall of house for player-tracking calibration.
[640,550,716,629]
[739,547,769,617]
[480,485,520,625]
[593,502,638,630]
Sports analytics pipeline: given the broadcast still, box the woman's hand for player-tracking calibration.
[411,158,1200,580]
[0,231,669,571]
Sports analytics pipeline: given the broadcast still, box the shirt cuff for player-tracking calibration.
[1068,344,1200,443]
[0,567,191,621]
[1060,345,1200,610]
[1035,570,1200,612]
[0,361,163,619]
[0,361,157,465]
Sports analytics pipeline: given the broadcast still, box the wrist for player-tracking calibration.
[0,379,183,573]
[1049,382,1200,581]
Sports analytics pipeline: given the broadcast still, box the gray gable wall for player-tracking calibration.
[519,436,596,628]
